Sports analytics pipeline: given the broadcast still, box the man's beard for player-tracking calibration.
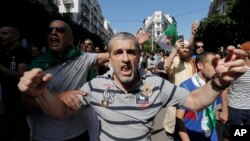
[179,53,190,61]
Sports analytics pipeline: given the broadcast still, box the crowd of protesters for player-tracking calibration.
[0,19,249,141]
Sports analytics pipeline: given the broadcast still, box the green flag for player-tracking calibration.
[201,106,217,137]
[164,23,178,46]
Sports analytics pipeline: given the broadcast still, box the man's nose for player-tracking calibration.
[122,52,129,61]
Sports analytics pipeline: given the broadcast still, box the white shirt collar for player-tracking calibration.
[191,73,206,87]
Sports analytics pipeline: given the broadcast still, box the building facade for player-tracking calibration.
[208,0,228,15]
[72,0,114,44]
[39,0,114,44]
[141,11,176,40]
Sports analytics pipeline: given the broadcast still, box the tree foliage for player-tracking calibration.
[196,0,250,53]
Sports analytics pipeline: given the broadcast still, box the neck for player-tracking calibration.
[197,71,206,82]
[113,73,140,93]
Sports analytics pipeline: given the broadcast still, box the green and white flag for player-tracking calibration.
[201,106,217,137]
[164,23,178,46]
[155,23,177,51]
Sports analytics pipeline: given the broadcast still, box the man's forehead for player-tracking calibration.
[50,21,65,26]
[112,46,137,51]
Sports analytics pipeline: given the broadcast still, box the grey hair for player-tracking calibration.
[107,32,141,55]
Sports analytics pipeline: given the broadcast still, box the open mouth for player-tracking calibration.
[50,37,60,47]
[121,65,132,76]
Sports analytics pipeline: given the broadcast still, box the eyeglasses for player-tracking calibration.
[196,46,204,49]
[48,26,65,33]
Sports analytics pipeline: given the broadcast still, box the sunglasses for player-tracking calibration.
[48,26,65,33]
[196,46,204,49]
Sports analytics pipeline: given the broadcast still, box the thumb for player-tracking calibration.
[224,46,235,62]
[77,90,87,96]
[40,74,52,87]
[212,54,221,68]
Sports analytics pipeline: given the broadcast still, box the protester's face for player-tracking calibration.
[95,47,100,53]
[109,38,140,85]
[195,42,204,54]
[32,47,39,56]
[0,26,19,51]
[81,39,93,52]
[47,20,73,54]
[178,44,191,60]
[200,54,215,81]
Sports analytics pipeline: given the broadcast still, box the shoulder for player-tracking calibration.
[83,52,97,58]
[179,78,193,87]
[143,74,166,84]
[89,75,111,84]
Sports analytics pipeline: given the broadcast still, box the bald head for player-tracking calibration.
[47,20,74,55]
[0,26,20,51]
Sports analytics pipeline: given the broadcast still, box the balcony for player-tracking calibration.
[63,0,74,10]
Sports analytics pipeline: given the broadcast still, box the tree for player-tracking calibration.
[195,0,250,53]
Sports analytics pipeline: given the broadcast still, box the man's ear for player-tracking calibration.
[197,62,203,70]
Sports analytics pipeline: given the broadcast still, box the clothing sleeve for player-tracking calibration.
[84,53,97,66]
[78,81,92,105]
[178,82,191,110]
[161,80,189,107]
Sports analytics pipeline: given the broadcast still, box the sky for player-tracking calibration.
[98,0,211,40]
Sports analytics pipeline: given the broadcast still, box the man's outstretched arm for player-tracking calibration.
[18,68,73,120]
[183,46,246,111]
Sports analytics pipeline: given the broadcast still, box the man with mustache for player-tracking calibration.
[18,32,246,141]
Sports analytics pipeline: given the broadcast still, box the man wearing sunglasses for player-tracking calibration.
[192,41,205,59]
[23,19,109,141]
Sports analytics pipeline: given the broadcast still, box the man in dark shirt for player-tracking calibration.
[0,25,32,140]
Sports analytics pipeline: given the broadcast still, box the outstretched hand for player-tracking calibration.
[135,32,150,45]
[18,68,52,97]
[212,46,246,84]
[58,90,86,110]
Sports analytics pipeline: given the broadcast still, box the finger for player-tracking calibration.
[18,75,38,92]
[212,54,221,67]
[73,95,82,108]
[66,98,77,110]
[77,90,87,96]
[224,59,245,68]
[59,91,79,110]
[42,74,53,83]
[233,48,247,59]
[18,82,30,92]
[73,99,82,109]
[30,68,43,75]
[224,46,235,62]
[228,66,247,74]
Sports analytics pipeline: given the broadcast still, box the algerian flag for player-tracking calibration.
[201,106,217,137]
[155,23,177,51]
[164,23,178,46]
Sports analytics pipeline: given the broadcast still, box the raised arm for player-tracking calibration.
[183,46,246,111]
[188,21,199,50]
[18,68,72,120]
[164,39,183,70]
